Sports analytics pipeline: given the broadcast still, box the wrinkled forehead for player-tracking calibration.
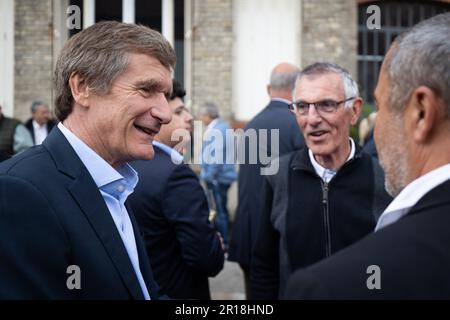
[295,72,344,101]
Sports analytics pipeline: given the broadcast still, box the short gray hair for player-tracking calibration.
[296,62,359,107]
[200,102,220,119]
[385,12,450,116]
[270,69,299,91]
[54,21,176,121]
[30,100,48,113]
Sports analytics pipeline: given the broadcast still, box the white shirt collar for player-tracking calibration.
[152,140,184,165]
[271,98,292,105]
[57,122,138,190]
[309,138,356,183]
[206,118,219,131]
[375,163,450,231]
[32,120,46,130]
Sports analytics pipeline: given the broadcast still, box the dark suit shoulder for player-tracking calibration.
[285,187,450,299]
[0,145,53,177]
[131,146,179,184]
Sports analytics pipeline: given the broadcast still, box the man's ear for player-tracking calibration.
[406,86,440,143]
[349,97,363,126]
[68,72,90,107]
[266,84,271,97]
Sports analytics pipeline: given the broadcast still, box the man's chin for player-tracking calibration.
[133,145,155,160]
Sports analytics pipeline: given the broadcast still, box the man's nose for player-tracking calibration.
[306,104,322,124]
[151,94,172,125]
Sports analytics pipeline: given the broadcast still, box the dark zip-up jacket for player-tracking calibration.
[251,144,392,299]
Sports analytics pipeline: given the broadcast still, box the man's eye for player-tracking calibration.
[319,100,336,108]
[298,102,309,109]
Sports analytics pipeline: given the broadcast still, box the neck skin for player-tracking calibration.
[314,139,351,171]
[269,89,293,102]
[63,111,121,169]
[406,125,450,185]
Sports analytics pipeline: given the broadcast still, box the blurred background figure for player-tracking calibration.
[0,104,33,159]
[129,80,225,300]
[25,100,56,145]
[228,62,304,299]
[200,102,237,252]
[359,111,377,158]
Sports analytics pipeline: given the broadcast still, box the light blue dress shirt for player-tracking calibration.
[58,123,150,300]
[152,140,184,164]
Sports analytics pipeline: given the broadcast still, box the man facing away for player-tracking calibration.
[228,62,304,298]
[128,80,225,300]
[285,12,450,299]
[0,21,175,299]
[251,62,391,299]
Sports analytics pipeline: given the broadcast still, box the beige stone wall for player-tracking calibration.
[190,0,233,121]
[14,0,53,121]
[301,0,358,79]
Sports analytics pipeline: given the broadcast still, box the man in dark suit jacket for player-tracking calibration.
[228,62,304,298]
[128,80,225,300]
[0,21,175,299]
[24,100,56,145]
[284,13,450,299]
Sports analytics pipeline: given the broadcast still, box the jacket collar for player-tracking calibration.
[291,142,363,174]
[43,128,152,299]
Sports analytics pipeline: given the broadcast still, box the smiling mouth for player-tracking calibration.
[309,130,328,137]
[134,124,156,136]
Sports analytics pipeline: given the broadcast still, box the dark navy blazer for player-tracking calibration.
[229,100,304,267]
[129,145,225,299]
[0,128,161,299]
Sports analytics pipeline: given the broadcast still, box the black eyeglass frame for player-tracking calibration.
[289,97,356,116]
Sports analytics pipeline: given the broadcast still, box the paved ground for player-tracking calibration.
[209,259,246,300]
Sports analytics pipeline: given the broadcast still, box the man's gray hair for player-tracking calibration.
[200,102,220,119]
[54,21,176,122]
[30,100,48,113]
[384,12,450,116]
[296,62,359,107]
[270,69,299,91]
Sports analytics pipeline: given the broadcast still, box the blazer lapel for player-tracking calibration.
[44,127,145,300]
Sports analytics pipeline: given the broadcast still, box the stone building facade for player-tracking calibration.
[2,0,448,123]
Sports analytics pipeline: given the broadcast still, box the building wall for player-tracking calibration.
[14,0,53,121]
[301,0,358,79]
[191,0,233,121]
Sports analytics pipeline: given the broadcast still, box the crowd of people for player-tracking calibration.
[0,12,449,299]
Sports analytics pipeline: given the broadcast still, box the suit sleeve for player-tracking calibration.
[0,175,72,299]
[283,268,332,300]
[250,177,280,299]
[162,165,225,276]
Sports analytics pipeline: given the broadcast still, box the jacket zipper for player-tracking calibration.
[321,181,332,257]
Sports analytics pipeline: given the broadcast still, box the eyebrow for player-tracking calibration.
[135,79,172,95]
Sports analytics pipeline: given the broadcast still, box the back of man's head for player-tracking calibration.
[268,62,300,101]
[170,79,186,101]
[384,12,450,116]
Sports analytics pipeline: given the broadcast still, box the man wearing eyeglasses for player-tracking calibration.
[250,62,392,299]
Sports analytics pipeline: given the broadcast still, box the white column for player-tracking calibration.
[184,0,192,107]
[122,0,135,23]
[162,0,174,46]
[0,0,15,117]
[83,0,95,29]
[53,0,69,68]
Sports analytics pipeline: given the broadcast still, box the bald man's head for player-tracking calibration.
[267,62,300,101]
